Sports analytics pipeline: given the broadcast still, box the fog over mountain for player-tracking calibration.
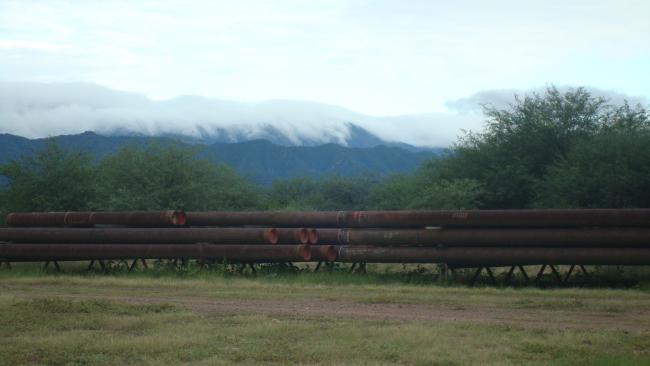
[446,86,649,114]
[0,82,481,147]
[1,82,645,148]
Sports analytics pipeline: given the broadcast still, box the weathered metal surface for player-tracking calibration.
[186,211,340,227]
[5,211,186,227]
[310,245,338,262]
[185,209,650,228]
[275,228,310,244]
[315,228,650,247]
[0,227,278,244]
[338,246,650,265]
[0,244,311,262]
[307,228,319,244]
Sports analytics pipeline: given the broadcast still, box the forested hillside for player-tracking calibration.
[1,87,648,220]
[0,133,439,185]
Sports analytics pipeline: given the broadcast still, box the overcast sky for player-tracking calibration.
[0,0,648,145]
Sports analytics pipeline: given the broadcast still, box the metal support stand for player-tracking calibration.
[129,258,149,272]
[504,265,530,284]
[535,264,562,285]
[88,259,107,271]
[549,265,562,282]
[470,267,496,286]
[314,261,322,272]
[44,261,61,272]
[439,263,449,282]
[0,260,11,269]
[358,262,367,274]
[563,264,576,282]
[349,262,366,274]
[534,264,548,283]
[564,265,590,283]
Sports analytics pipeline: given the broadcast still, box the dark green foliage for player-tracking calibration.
[0,133,439,185]
[368,171,483,210]
[0,140,96,214]
[1,86,648,213]
[94,143,264,211]
[431,86,650,208]
[535,116,650,208]
[268,174,380,210]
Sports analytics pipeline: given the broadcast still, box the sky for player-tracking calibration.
[0,0,648,145]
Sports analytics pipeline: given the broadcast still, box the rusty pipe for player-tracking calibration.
[307,228,319,244]
[315,228,650,247]
[186,211,340,227]
[185,209,650,228]
[0,227,279,245]
[0,243,311,262]
[310,245,338,262]
[5,211,186,227]
[338,246,650,266]
[276,228,310,244]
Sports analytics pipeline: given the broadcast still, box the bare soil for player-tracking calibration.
[41,292,650,333]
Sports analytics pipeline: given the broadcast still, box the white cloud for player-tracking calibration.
[0,82,480,147]
[0,1,648,115]
[446,86,650,114]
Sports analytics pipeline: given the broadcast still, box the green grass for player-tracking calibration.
[0,265,649,365]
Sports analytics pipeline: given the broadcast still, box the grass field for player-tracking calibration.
[1,264,649,365]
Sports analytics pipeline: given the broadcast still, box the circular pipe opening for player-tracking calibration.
[324,245,338,261]
[5,213,15,226]
[308,228,319,244]
[298,244,311,261]
[265,228,279,244]
[295,228,309,244]
[172,210,187,226]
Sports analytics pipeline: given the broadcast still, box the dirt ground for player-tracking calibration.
[16,290,648,333]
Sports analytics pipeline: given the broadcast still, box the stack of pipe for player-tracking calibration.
[0,210,330,264]
[185,209,650,267]
[1,209,650,267]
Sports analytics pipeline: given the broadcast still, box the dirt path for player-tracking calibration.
[39,292,650,333]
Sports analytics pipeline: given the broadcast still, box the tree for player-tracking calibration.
[268,176,320,210]
[94,143,264,211]
[0,140,96,216]
[435,86,618,208]
[535,105,650,208]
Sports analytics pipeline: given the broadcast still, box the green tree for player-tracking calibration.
[535,105,650,208]
[94,143,264,211]
[436,86,617,208]
[268,174,379,210]
[268,176,320,210]
[0,140,96,216]
[409,179,484,209]
[367,174,419,209]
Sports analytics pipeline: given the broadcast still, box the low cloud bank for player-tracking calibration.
[446,86,649,114]
[0,82,482,147]
[1,82,644,147]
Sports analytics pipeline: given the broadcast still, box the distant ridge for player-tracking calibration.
[0,132,441,185]
[0,82,474,148]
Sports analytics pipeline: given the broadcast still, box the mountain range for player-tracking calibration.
[0,132,442,185]
[0,82,480,148]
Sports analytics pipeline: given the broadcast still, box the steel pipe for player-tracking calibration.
[310,245,338,262]
[338,246,650,266]
[0,227,279,245]
[0,244,311,262]
[185,209,650,228]
[316,228,650,247]
[276,228,310,244]
[5,211,186,227]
